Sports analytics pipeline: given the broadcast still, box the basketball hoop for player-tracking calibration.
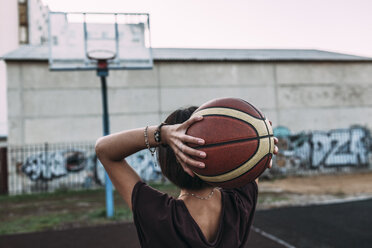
[48,12,153,71]
[48,11,154,218]
[87,49,116,69]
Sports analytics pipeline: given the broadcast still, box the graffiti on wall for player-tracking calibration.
[126,149,163,182]
[20,148,163,185]
[22,151,87,181]
[17,125,371,193]
[274,126,371,171]
[312,128,369,167]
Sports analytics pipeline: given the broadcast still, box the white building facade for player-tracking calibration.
[4,47,372,145]
[0,0,48,137]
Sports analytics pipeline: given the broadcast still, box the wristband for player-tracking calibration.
[154,122,167,144]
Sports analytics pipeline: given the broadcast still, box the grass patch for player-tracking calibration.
[0,212,79,235]
[0,188,105,203]
[87,207,133,222]
[0,183,179,235]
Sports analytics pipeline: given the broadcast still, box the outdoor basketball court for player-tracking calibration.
[1,3,372,248]
[253,198,372,248]
[1,198,371,248]
[0,222,280,248]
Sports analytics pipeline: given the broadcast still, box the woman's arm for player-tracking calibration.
[95,116,206,209]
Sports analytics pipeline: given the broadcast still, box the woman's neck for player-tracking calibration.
[178,186,216,200]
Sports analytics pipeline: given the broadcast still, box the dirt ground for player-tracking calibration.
[257,171,372,209]
[260,171,372,194]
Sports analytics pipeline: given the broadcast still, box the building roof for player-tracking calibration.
[153,48,372,62]
[2,45,372,62]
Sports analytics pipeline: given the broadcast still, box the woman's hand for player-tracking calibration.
[162,116,206,177]
[161,116,279,176]
[268,120,279,169]
[268,137,279,169]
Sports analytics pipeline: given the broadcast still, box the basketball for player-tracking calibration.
[186,97,274,188]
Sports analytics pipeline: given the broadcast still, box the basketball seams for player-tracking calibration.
[195,139,261,177]
[262,118,272,160]
[197,152,271,184]
[195,106,264,120]
[210,154,271,186]
[241,99,266,119]
[192,114,259,145]
[191,108,269,137]
[192,134,273,149]
[195,137,271,183]
[264,118,275,154]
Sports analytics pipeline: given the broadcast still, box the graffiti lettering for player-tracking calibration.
[312,128,368,167]
[127,150,163,182]
[22,151,87,181]
[274,126,370,171]
[21,149,163,183]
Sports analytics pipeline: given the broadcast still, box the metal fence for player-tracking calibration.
[6,142,102,195]
[2,125,372,195]
[2,141,164,195]
[269,125,372,176]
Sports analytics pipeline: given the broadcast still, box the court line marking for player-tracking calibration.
[251,225,297,248]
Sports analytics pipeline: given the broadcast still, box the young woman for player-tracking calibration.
[95,106,279,248]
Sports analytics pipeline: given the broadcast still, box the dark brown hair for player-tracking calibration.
[157,106,208,190]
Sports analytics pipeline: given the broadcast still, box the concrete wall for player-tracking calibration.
[0,0,19,136]
[6,60,372,145]
[276,62,372,131]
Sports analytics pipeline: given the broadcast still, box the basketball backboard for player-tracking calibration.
[48,12,153,70]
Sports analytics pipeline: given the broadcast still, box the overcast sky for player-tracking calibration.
[1,0,372,135]
[43,0,372,57]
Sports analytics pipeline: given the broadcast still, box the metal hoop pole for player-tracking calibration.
[99,67,114,218]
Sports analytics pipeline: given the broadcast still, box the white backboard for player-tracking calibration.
[49,12,153,70]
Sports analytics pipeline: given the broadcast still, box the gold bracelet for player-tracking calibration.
[144,126,156,156]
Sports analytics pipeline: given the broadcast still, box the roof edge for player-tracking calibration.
[3,46,372,62]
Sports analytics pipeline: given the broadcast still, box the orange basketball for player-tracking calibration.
[186,97,274,188]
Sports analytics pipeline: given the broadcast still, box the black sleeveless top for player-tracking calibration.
[132,181,258,248]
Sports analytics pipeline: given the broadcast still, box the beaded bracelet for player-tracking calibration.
[144,126,156,157]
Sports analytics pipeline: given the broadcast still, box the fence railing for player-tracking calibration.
[6,142,100,195]
[2,125,372,195]
[3,142,164,195]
